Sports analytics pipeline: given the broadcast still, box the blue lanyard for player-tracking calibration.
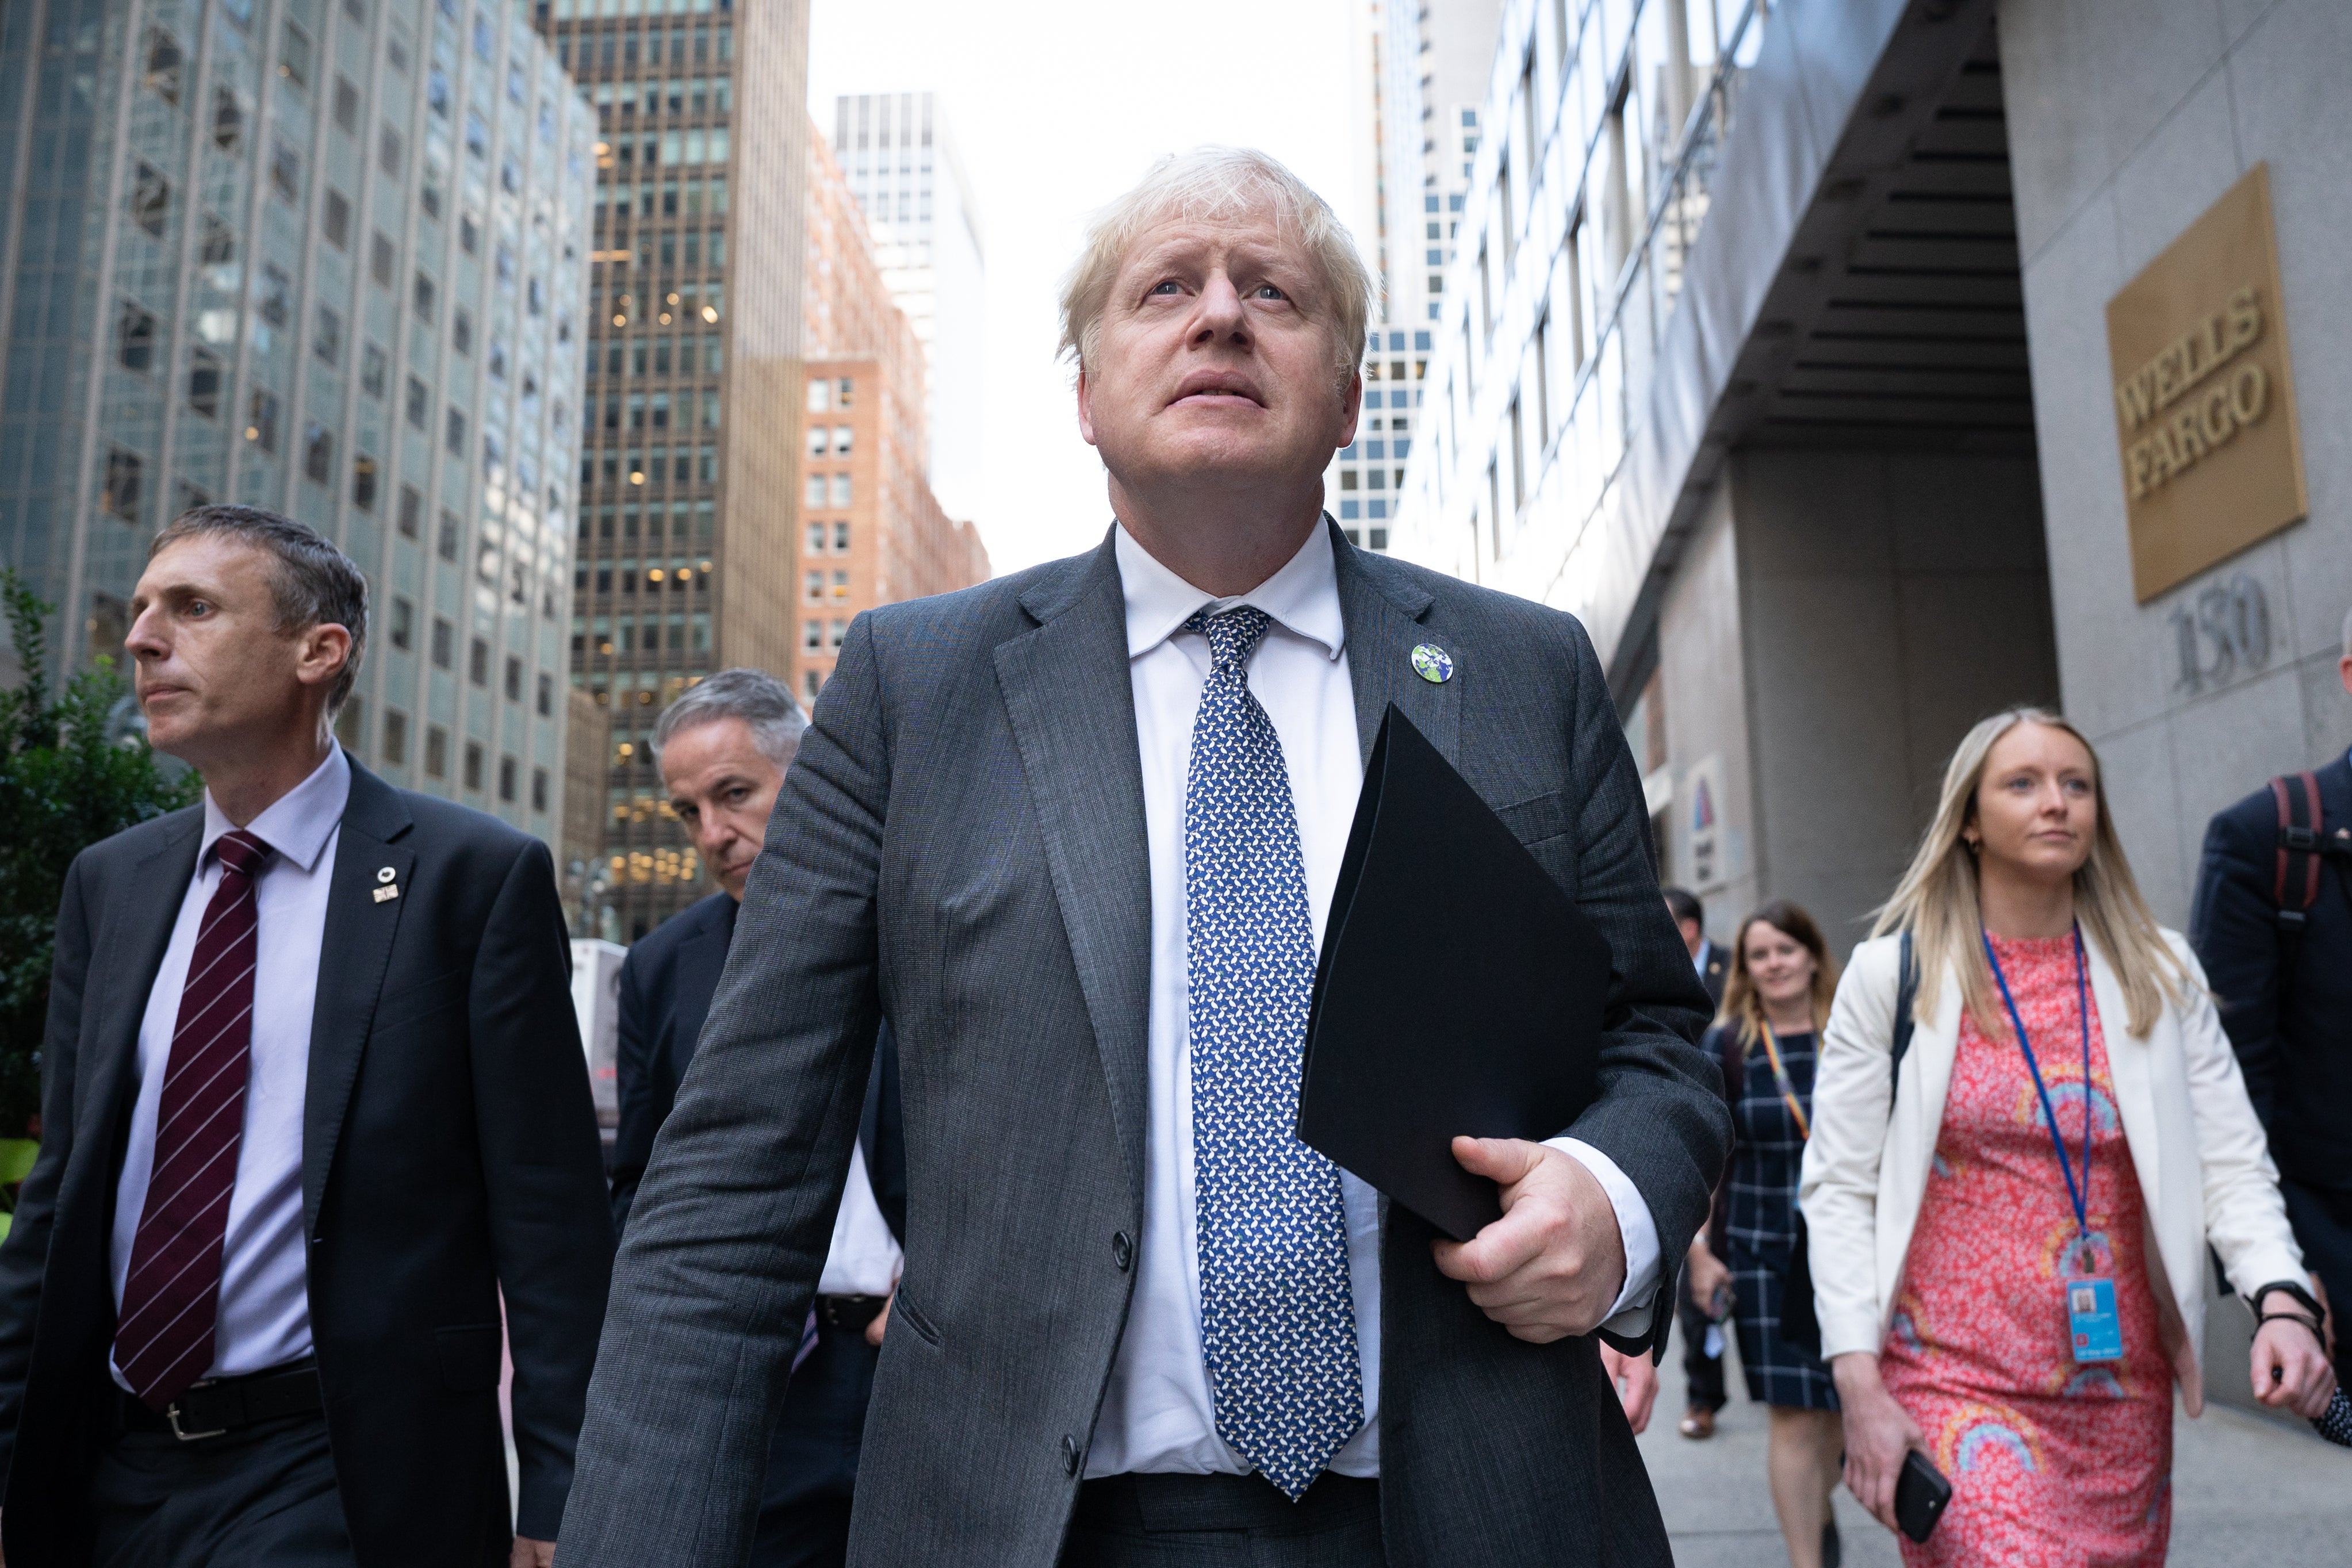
[1982,926,2094,1239]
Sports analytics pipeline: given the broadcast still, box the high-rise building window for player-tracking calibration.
[129,163,169,237]
[829,619,848,651]
[469,637,489,687]
[498,756,517,802]
[803,670,821,704]
[504,654,522,701]
[390,597,414,650]
[333,75,360,135]
[805,522,825,554]
[397,484,421,538]
[463,742,485,792]
[270,138,302,204]
[833,521,850,553]
[431,616,454,668]
[352,454,377,512]
[370,232,396,287]
[314,304,343,366]
[437,511,461,562]
[831,571,849,600]
[802,620,821,651]
[383,710,408,765]
[279,19,312,87]
[426,726,449,778]
[537,672,554,716]
[247,390,281,453]
[304,425,333,486]
[116,301,158,372]
[144,28,183,102]
[323,190,351,249]
[102,448,143,519]
[212,86,244,151]
[531,768,549,813]
[187,349,222,417]
[804,571,822,602]
[829,475,851,506]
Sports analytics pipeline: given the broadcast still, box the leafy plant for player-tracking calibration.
[0,571,200,1154]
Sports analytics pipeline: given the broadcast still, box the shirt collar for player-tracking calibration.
[201,746,353,875]
[1113,519,1346,664]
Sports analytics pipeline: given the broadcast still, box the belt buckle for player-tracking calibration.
[164,1382,227,1442]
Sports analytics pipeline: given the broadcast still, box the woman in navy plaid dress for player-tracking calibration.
[1686,900,1844,1568]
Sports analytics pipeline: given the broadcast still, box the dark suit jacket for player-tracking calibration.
[0,756,615,1565]
[560,523,1729,1567]
[1697,940,1729,1009]
[2190,752,2352,1190]
[611,891,905,1243]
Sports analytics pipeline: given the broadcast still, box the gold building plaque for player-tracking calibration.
[2104,163,2307,603]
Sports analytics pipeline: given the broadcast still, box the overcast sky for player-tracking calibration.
[807,0,1366,576]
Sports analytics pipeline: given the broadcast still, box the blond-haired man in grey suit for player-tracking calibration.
[560,148,1728,1568]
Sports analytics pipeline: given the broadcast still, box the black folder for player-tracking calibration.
[1297,704,1611,1241]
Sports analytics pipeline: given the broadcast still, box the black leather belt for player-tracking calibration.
[119,1359,324,1442]
[814,1293,889,1335]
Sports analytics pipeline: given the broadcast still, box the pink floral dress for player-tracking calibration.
[1879,933,2172,1566]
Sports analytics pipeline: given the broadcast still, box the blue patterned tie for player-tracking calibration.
[1183,604,1363,1501]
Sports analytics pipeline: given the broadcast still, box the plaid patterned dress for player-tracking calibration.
[1714,1023,1840,1410]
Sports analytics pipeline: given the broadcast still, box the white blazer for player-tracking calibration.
[1798,927,2305,1415]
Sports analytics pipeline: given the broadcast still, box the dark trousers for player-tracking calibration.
[1059,1472,1384,1567]
[754,1318,881,1568]
[1676,1263,1726,1413]
[2281,1176,2352,1389]
[87,1408,354,1568]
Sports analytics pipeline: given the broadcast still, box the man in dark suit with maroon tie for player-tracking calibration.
[0,507,613,1566]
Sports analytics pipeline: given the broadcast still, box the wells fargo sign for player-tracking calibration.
[2104,163,2307,603]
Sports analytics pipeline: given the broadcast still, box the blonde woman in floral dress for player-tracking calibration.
[1800,710,2336,1563]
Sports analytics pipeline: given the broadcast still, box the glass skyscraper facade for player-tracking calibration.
[536,0,809,940]
[0,0,595,843]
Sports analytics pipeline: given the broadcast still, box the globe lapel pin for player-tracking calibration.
[1410,643,1454,684]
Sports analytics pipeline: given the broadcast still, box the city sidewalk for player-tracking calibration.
[1637,1327,2351,1566]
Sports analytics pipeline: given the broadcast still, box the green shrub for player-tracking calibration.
[0,572,200,1149]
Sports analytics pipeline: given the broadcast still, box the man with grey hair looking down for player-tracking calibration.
[609,668,905,1568]
[561,148,1725,1567]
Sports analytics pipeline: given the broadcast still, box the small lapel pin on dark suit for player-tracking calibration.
[373,867,400,903]
[1411,643,1454,684]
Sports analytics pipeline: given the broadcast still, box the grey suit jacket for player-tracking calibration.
[561,522,1729,1566]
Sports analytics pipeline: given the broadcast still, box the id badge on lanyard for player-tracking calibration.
[1985,928,2119,1365]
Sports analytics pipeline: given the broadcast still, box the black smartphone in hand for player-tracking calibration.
[1894,1450,1952,1543]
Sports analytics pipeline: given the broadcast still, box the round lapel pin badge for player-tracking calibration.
[1410,643,1454,684]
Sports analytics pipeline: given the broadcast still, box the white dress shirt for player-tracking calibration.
[1087,523,1660,1479]
[815,1140,902,1298]
[110,746,351,1389]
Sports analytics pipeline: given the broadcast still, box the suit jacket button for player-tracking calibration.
[1062,1434,1080,1475]
[1112,1231,1132,1271]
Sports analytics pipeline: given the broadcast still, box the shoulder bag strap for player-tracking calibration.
[1889,929,1918,1122]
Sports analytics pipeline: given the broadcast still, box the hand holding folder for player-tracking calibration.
[1298,704,1614,1243]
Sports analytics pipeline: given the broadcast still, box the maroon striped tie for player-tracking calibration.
[116,828,273,1410]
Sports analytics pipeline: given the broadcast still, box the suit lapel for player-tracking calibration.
[74,817,202,1154]
[1330,519,1458,770]
[301,757,415,1237]
[668,900,733,1082]
[992,536,1154,1207]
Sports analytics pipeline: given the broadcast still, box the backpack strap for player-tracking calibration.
[2271,770,2326,930]
[1889,930,1918,1119]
